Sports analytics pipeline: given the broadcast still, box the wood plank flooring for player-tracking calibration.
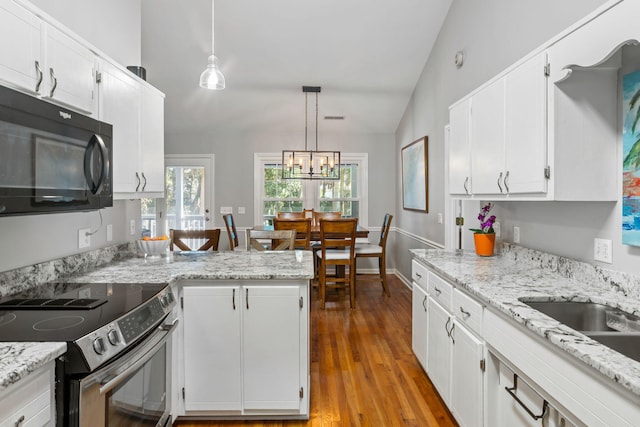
[175,275,457,427]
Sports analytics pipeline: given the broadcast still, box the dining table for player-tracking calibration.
[254,224,369,241]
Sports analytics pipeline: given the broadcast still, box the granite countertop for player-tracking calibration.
[0,249,314,392]
[410,248,640,398]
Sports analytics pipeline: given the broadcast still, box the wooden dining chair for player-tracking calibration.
[246,229,296,251]
[273,218,312,250]
[312,211,341,227]
[222,213,240,250]
[316,218,358,309]
[355,213,393,296]
[277,211,305,220]
[170,229,221,251]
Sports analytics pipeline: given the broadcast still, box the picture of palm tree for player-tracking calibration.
[622,70,640,245]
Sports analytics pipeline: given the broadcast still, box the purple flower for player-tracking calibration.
[470,203,496,234]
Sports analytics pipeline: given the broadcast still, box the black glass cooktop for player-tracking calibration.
[0,282,166,342]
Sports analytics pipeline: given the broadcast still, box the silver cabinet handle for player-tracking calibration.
[415,272,422,279]
[445,317,451,337]
[434,286,442,296]
[459,306,471,318]
[449,322,455,344]
[34,60,43,92]
[497,171,503,193]
[14,415,25,427]
[504,170,510,193]
[141,172,147,191]
[422,295,427,312]
[463,176,470,194]
[246,288,249,310]
[232,289,236,310]
[135,172,141,192]
[505,374,549,421]
[49,67,57,97]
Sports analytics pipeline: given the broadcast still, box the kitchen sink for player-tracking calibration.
[584,333,640,363]
[519,300,640,333]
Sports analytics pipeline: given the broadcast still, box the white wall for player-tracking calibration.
[0,0,143,273]
[394,0,611,280]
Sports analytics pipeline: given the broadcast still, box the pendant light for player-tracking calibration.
[199,0,225,90]
[282,86,341,180]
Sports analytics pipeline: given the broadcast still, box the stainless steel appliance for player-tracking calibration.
[0,282,176,427]
[0,84,113,216]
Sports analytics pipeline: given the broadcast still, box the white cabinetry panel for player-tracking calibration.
[449,98,472,195]
[451,322,484,427]
[427,298,451,404]
[412,283,428,370]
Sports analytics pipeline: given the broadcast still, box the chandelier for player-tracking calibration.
[199,0,225,90]
[282,86,340,180]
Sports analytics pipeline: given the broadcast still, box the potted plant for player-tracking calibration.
[470,202,496,256]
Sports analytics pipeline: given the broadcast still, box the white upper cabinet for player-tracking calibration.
[504,52,548,195]
[0,1,42,95]
[449,99,472,195]
[0,1,96,114]
[470,78,506,195]
[447,0,634,201]
[42,24,97,114]
[139,83,165,196]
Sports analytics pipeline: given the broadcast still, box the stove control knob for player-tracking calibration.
[107,329,120,346]
[93,337,106,355]
[160,295,170,308]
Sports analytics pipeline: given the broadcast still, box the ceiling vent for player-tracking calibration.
[324,116,345,120]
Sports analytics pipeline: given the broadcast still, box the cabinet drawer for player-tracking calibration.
[428,271,452,311]
[411,260,429,291]
[453,289,483,336]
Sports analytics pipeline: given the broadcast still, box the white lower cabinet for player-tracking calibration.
[180,280,309,418]
[411,281,428,370]
[451,320,484,427]
[412,262,486,427]
[427,297,452,403]
[0,361,54,427]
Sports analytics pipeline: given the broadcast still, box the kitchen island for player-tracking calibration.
[411,246,640,426]
[0,248,314,421]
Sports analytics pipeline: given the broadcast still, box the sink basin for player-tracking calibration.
[585,333,640,363]
[519,301,640,333]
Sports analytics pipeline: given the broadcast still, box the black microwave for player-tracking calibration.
[0,84,113,216]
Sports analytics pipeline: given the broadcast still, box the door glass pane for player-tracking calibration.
[165,166,206,230]
[318,163,359,218]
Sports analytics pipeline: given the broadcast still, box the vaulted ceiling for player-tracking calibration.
[141,0,452,135]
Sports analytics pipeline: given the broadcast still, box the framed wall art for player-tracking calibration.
[401,136,428,212]
[623,70,640,246]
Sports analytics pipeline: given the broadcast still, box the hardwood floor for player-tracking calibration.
[176,275,457,427]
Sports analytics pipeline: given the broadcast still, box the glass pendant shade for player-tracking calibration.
[199,55,225,90]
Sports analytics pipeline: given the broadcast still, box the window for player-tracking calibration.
[254,153,368,226]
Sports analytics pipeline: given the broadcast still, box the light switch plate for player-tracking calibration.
[130,219,136,236]
[220,206,233,214]
[513,226,520,243]
[238,207,246,215]
[106,224,113,242]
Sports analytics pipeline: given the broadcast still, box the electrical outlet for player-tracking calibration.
[78,228,91,248]
[238,207,246,215]
[594,238,613,263]
[493,221,501,239]
[220,206,233,214]
[437,213,443,224]
[513,226,520,244]
[130,219,136,236]
[106,224,113,242]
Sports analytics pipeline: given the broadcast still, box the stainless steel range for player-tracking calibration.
[0,281,177,427]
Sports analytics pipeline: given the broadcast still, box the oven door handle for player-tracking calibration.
[99,319,178,395]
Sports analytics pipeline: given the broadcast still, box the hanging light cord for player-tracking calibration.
[315,92,319,151]
[304,92,309,151]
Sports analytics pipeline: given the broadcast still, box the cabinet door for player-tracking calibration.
[412,283,429,370]
[242,285,301,410]
[471,79,505,194]
[451,321,484,427]
[504,52,548,194]
[0,1,42,94]
[99,61,141,195]
[427,298,451,405]
[449,99,472,195]
[139,84,165,195]
[43,25,96,114]
[182,286,242,411]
